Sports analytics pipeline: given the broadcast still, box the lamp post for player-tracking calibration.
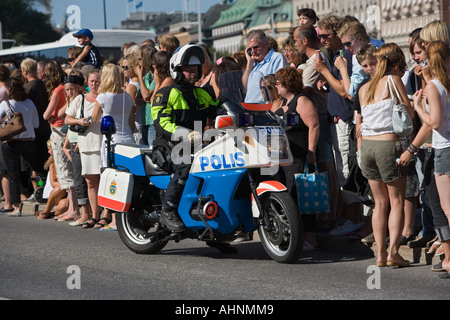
[197,0,202,44]
[103,0,107,29]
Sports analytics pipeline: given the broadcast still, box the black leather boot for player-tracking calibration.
[159,207,186,233]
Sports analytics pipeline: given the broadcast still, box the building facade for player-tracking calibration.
[292,0,381,38]
[210,0,293,55]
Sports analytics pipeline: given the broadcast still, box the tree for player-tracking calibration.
[1,0,60,47]
[33,0,52,15]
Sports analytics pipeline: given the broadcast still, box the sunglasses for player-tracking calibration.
[248,45,261,52]
[68,57,75,62]
[122,66,129,70]
[342,38,357,48]
[318,34,331,39]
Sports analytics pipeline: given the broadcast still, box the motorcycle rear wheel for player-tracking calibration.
[258,191,304,263]
[116,211,169,254]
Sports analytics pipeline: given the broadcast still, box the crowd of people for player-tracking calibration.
[0,9,449,278]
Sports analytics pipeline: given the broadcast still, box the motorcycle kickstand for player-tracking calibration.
[196,196,214,241]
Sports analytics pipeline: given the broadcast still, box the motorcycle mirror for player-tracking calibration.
[101,115,116,136]
[215,115,236,129]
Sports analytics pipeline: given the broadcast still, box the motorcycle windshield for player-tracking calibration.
[217,70,278,126]
[217,70,271,107]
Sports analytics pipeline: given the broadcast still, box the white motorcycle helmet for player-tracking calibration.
[170,44,205,83]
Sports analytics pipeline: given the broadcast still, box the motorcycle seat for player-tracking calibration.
[144,153,170,176]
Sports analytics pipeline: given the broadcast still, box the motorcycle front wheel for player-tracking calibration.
[116,211,169,254]
[258,192,304,263]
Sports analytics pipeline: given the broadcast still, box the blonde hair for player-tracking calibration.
[365,43,406,104]
[427,41,450,93]
[158,34,180,54]
[21,58,37,77]
[44,140,54,171]
[420,20,450,46]
[99,63,122,94]
[64,69,85,104]
[123,53,139,75]
[338,20,370,43]
[317,14,340,36]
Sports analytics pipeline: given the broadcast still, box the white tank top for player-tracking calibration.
[361,77,395,136]
[426,79,450,149]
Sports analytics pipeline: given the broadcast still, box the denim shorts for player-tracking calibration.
[360,139,407,182]
[434,147,450,175]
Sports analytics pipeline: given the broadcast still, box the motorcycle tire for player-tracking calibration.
[116,211,169,254]
[258,191,304,264]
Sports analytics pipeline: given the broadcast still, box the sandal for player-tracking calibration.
[99,225,117,231]
[81,218,98,229]
[94,217,111,229]
[37,211,52,220]
[435,245,445,256]
[427,241,442,254]
[387,258,410,268]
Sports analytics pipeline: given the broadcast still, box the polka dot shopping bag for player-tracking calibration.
[294,163,330,215]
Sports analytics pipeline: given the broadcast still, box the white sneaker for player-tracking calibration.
[329,220,363,236]
[24,194,36,202]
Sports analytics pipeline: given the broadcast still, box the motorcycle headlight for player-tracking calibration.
[267,134,289,160]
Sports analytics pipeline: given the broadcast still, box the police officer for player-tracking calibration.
[151,44,219,233]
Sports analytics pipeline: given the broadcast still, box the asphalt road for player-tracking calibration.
[0,213,448,304]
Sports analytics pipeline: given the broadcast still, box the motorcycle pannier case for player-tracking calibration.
[98,168,134,212]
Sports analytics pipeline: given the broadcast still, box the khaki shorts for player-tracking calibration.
[51,128,74,190]
[360,139,407,183]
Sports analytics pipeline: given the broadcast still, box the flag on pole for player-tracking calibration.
[136,1,143,10]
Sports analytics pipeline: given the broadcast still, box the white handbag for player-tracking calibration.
[388,75,413,137]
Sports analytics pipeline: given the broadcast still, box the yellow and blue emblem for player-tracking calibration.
[109,180,117,195]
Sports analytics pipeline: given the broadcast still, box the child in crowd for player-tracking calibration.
[36,140,68,220]
[72,28,102,69]
[58,70,92,226]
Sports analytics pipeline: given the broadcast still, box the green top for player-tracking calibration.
[141,72,156,126]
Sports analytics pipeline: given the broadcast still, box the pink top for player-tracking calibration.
[50,85,66,127]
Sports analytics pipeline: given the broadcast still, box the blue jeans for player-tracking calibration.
[422,148,449,241]
[142,125,156,147]
[416,148,435,237]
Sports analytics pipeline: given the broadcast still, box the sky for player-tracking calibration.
[36,0,224,30]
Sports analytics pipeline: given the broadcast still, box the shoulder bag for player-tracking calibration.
[388,76,413,137]
[68,94,87,134]
[0,100,26,141]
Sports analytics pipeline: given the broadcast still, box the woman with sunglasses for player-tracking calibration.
[337,20,372,101]
[274,67,320,250]
[122,53,145,144]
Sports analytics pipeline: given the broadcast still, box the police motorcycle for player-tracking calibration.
[98,68,304,263]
